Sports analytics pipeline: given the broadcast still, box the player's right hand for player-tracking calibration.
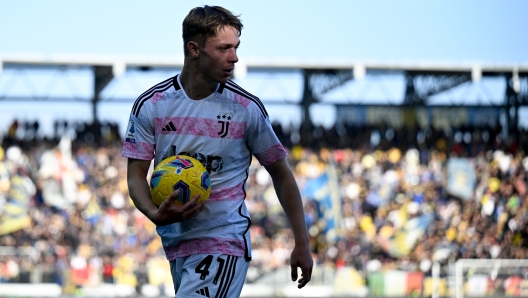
[150,189,205,226]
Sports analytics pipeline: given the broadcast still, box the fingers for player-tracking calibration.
[297,266,312,289]
[183,194,201,210]
[291,264,298,282]
[166,191,199,209]
[181,194,204,217]
[185,201,204,217]
[158,191,204,223]
[188,194,201,205]
[154,192,205,225]
[166,189,180,204]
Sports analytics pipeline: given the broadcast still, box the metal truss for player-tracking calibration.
[0,65,179,103]
[0,66,91,102]
[505,75,528,135]
[519,77,528,103]
[307,69,356,100]
[299,69,356,128]
[404,72,471,105]
[1,55,528,138]
[92,66,114,119]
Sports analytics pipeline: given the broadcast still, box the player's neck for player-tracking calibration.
[180,65,218,101]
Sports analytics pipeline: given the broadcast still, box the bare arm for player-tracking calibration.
[265,158,313,289]
[127,158,204,226]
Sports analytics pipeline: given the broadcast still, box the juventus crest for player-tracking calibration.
[217,114,232,138]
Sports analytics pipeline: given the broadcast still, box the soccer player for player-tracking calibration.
[123,5,313,298]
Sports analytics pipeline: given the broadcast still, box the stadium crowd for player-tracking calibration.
[0,118,527,293]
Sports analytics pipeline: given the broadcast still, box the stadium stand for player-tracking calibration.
[0,120,527,296]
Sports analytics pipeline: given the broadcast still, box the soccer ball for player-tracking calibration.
[149,155,211,206]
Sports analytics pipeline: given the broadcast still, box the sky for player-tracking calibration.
[1,0,528,136]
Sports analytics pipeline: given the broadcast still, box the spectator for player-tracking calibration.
[0,119,527,293]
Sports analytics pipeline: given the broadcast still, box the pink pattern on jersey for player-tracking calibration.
[155,117,246,139]
[163,238,246,260]
[151,92,164,104]
[122,142,154,160]
[210,183,245,201]
[254,143,288,166]
[234,93,250,107]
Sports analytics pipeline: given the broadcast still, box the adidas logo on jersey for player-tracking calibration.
[161,121,177,132]
[195,287,210,297]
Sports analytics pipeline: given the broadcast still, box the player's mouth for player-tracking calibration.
[223,69,233,77]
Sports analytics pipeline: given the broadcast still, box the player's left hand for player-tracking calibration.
[290,244,313,289]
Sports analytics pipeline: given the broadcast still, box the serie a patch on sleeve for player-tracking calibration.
[125,120,136,143]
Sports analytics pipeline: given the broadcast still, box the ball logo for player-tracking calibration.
[168,147,224,173]
[167,157,194,174]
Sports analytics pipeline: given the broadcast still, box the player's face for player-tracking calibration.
[198,26,240,84]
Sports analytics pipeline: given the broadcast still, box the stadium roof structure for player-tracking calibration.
[1,53,528,136]
[3,52,528,72]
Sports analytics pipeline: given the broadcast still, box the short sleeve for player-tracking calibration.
[246,103,288,166]
[122,103,155,161]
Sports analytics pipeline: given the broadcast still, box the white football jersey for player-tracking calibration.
[122,74,287,261]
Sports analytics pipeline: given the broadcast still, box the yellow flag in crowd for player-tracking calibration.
[0,175,33,235]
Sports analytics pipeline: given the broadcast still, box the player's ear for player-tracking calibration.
[187,41,200,59]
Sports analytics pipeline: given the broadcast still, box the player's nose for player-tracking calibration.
[229,49,239,64]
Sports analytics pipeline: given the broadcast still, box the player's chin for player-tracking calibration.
[216,76,230,84]
[220,70,233,82]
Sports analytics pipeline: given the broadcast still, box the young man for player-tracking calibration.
[123,5,312,297]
